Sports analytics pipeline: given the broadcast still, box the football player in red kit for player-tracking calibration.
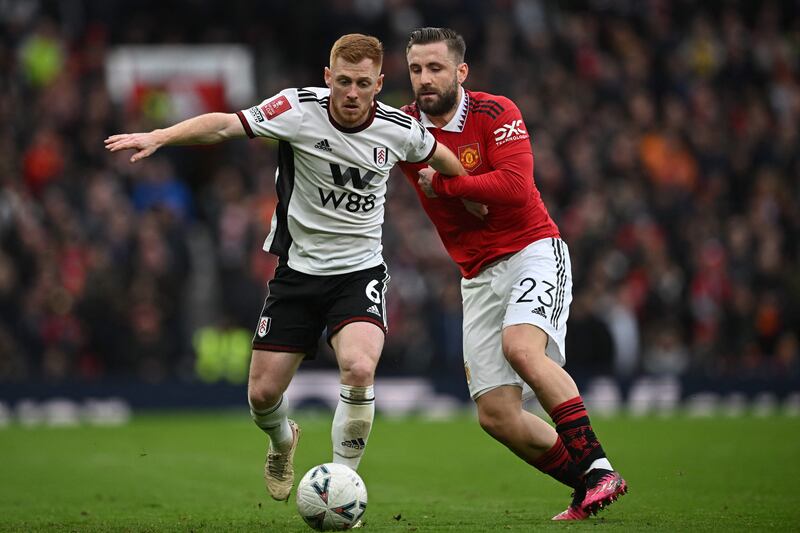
[399,27,627,520]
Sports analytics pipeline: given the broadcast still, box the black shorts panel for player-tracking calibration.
[252,263,390,359]
[325,264,390,344]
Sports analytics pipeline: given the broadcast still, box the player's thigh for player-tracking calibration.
[330,322,385,381]
[325,264,389,381]
[252,264,326,359]
[502,323,549,364]
[325,263,389,353]
[501,238,572,367]
[248,349,304,402]
[462,271,525,400]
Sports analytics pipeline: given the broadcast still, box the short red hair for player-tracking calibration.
[329,34,383,68]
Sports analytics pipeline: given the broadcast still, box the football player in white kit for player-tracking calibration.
[105,34,467,503]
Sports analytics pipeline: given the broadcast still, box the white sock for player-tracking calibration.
[332,384,375,470]
[587,457,613,474]
[250,395,293,452]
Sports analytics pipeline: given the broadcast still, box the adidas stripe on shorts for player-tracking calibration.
[460,238,572,399]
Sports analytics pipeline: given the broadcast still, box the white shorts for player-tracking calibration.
[461,238,572,400]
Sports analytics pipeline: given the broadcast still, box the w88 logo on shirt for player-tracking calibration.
[317,163,378,213]
[317,189,377,212]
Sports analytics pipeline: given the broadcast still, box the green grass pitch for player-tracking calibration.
[0,411,796,532]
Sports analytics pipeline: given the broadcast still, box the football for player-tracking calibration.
[296,463,368,531]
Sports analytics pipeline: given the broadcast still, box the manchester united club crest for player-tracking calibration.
[373,145,388,167]
[458,143,481,171]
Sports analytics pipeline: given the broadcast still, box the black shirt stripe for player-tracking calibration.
[375,111,412,129]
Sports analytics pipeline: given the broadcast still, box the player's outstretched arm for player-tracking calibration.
[104,112,246,163]
[417,142,467,197]
[417,165,489,219]
[427,142,467,178]
[430,151,533,207]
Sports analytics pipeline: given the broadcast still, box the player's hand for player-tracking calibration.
[417,167,437,198]
[104,132,162,163]
[461,199,488,220]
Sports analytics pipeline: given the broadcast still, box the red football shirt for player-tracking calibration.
[399,89,559,278]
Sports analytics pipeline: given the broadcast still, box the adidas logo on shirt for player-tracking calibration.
[366,304,380,316]
[341,438,366,450]
[531,306,547,318]
[314,139,332,152]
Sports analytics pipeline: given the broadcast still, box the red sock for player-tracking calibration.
[531,437,582,489]
[550,396,606,473]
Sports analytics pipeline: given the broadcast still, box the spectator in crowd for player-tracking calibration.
[0,1,797,391]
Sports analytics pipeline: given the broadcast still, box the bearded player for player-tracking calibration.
[399,27,627,520]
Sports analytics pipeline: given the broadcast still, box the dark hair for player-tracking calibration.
[406,27,466,63]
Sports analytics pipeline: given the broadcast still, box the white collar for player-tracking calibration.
[419,87,468,132]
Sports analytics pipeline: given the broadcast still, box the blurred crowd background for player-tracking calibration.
[1,0,798,398]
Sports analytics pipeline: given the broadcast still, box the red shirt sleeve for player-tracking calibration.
[431,100,533,207]
[431,151,533,206]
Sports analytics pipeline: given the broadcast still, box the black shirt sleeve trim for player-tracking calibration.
[411,139,438,164]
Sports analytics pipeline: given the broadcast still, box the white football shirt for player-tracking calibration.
[237,87,436,275]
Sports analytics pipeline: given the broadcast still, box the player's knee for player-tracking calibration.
[504,344,546,382]
[339,356,376,385]
[477,404,514,443]
[503,344,531,370]
[479,414,515,444]
[247,379,284,409]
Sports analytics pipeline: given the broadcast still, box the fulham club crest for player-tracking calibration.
[373,146,388,167]
[257,316,272,338]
